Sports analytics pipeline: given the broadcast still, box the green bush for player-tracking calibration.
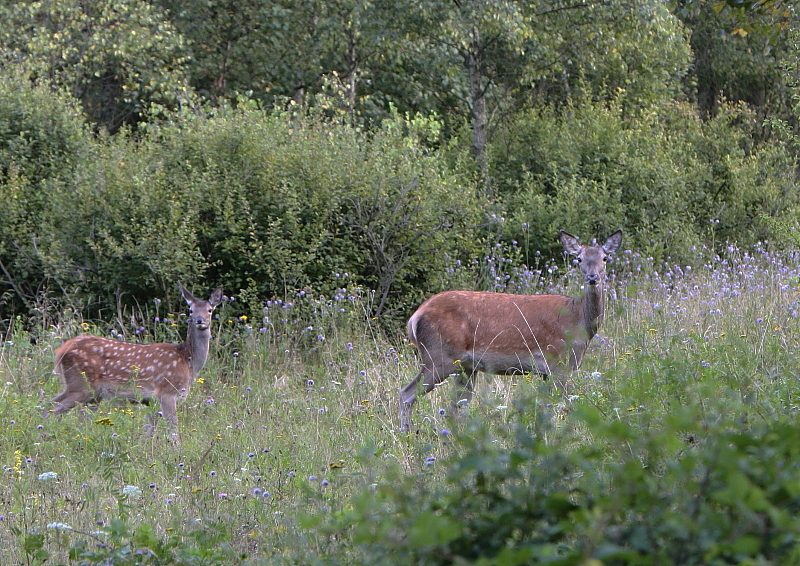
[0,71,89,321]
[491,98,798,262]
[323,401,800,565]
[143,106,482,321]
[3,73,800,330]
[8,103,482,325]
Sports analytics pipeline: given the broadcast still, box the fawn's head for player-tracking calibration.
[179,283,224,332]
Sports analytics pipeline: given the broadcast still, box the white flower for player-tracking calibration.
[122,485,142,497]
[38,472,58,481]
[47,523,72,530]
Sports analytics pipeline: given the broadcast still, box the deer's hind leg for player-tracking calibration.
[399,369,424,433]
[452,369,477,410]
[399,352,460,432]
[46,367,95,418]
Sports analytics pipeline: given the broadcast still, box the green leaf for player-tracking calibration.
[406,510,462,548]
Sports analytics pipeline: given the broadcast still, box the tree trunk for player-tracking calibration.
[346,23,358,118]
[466,26,490,198]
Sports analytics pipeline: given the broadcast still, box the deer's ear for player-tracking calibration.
[208,287,224,307]
[559,230,582,256]
[178,283,196,305]
[603,230,623,255]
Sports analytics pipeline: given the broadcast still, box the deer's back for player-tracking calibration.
[408,291,579,354]
[55,335,190,393]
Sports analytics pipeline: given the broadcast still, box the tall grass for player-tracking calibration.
[2,241,800,563]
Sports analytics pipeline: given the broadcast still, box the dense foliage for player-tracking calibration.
[0,0,799,325]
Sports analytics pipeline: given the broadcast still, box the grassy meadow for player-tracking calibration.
[3,241,800,564]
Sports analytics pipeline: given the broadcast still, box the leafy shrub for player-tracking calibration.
[491,98,798,262]
[141,106,482,322]
[5,102,482,326]
[321,400,800,565]
[0,71,89,321]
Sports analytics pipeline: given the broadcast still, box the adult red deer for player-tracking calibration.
[399,230,622,432]
[45,284,224,443]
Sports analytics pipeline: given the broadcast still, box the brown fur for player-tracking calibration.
[399,230,622,432]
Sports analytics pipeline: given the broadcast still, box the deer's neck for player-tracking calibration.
[577,283,605,340]
[179,324,212,379]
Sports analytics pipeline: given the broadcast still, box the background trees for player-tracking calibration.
[0,0,799,325]
[0,0,190,133]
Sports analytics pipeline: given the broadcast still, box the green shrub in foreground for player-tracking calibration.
[322,402,800,565]
[15,386,800,565]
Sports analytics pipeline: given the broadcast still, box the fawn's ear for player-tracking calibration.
[208,287,224,307]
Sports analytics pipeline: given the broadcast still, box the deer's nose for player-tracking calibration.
[586,273,600,285]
